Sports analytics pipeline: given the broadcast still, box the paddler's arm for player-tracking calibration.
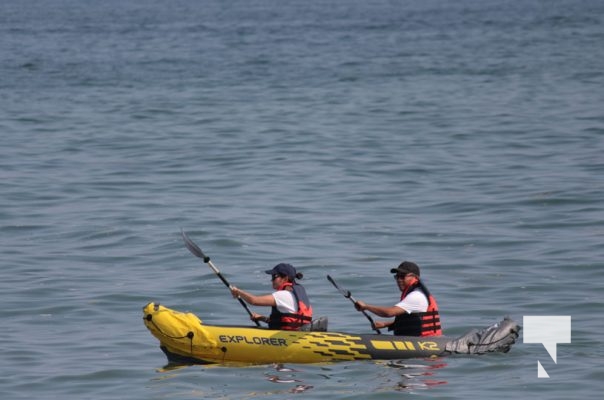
[231,286,276,324]
[354,300,406,318]
[251,312,269,323]
[230,286,276,307]
[374,320,394,330]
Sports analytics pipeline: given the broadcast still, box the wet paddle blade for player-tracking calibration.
[181,229,209,262]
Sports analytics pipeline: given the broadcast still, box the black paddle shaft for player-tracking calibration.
[181,229,260,326]
[327,275,381,334]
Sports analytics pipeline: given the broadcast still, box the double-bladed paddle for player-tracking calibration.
[327,275,381,334]
[181,229,260,326]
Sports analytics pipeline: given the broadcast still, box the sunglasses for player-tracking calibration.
[394,274,409,280]
[271,274,282,281]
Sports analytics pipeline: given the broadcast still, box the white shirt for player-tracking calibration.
[272,290,297,313]
[394,289,428,314]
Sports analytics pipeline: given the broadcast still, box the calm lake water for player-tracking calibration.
[2,0,603,398]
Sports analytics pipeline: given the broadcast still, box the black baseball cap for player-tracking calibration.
[390,261,420,276]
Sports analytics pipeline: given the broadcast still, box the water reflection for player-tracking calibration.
[265,363,313,392]
[151,358,447,397]
[385,358,448,392]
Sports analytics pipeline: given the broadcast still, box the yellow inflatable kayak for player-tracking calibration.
[143,302,520,365]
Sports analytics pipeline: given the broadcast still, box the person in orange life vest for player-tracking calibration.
[230,263,313,330]
[354,261,442,336]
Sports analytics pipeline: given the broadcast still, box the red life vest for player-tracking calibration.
[389,279,442,337]
[268,282,313,330]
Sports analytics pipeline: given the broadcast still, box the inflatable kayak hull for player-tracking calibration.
[143,302,519,365]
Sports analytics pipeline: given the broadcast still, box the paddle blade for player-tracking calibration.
[181,229,209,262]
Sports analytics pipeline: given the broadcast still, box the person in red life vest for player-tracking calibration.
[230,263,313,330]
[354,261,442,336]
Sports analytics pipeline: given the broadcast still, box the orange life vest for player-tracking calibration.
[268,282,313,330]
[389,279,442,336]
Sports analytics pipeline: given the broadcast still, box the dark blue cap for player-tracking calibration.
[265,263,297,280]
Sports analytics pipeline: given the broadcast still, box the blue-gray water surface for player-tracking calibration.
[1,0,603,398]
